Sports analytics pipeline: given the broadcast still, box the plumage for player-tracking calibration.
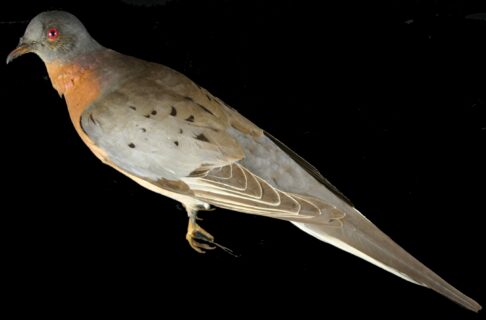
[6,10,481,312]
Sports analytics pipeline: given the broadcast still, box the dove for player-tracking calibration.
[6,11,481,311]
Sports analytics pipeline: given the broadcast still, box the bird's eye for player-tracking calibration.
[47,27,59,41]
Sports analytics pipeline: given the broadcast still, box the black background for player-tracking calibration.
[1,0,485,317]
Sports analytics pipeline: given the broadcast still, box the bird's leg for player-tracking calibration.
[185,205,216,253]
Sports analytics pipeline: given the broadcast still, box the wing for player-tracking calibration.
[81,57,346,225]
[80,62,260,182]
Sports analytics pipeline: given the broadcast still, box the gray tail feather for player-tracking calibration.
[292,208,481,312]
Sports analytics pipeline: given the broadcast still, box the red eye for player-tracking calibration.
[47,27,59,40]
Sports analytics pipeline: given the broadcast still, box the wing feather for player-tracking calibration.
[183,163,345,226]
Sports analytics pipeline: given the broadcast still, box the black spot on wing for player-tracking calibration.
[129,106,136,111]
[185,115,195,122]
[188,168,209,177]
[195,133,210,142]
[128,143,136,148]
[170,106,177,116]
[174,141,179,146]
[151,110,157,115]
[197,103,214,116]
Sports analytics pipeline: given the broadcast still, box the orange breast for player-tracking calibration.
[45,61,109,162]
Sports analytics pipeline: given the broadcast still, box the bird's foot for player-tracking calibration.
[186,219,216,253]
[185,209,238,256]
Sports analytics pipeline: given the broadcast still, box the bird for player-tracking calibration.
[6,11,481,312]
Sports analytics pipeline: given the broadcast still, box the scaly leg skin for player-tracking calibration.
[185,206,237,256]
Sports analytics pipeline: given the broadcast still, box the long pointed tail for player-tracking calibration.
[292,208,481,312]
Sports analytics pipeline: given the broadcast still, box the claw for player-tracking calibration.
[188,240,216,253]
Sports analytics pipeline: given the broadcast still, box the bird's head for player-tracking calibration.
[6,11,101,64]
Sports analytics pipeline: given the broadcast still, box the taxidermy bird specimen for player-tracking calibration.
[6,11,481,312]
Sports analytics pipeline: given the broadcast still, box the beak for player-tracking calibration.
[6,40,32,64]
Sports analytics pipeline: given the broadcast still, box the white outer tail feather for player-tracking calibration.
[292,220,423,286]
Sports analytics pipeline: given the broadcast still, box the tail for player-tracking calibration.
[292,208,481,312]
